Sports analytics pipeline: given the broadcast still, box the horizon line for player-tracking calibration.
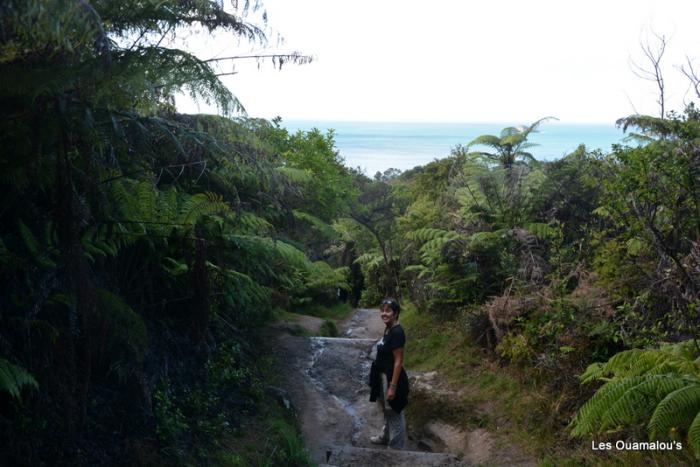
[265,116,621,126]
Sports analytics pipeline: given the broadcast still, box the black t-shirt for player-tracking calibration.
[369,323,409,412]
[376,324,406,370]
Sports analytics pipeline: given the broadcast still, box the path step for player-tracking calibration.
[310,336,377,344]
[324,445,466,467]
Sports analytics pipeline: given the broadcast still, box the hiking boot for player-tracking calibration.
[370,434,387,445]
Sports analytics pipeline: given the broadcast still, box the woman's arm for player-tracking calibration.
[386,347,404,401]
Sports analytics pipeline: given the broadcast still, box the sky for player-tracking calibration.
[176,0,700,124]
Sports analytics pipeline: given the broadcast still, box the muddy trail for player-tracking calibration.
[271,309,535,466]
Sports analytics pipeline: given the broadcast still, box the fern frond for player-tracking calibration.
[468,231,503,250]
[500,133,527,147]
[237,212,272,234]
[467,134,501,149]
[600,375,688,428]
[0,358,38,400]
[580,347,699,384]
[179,192,230,226]
[573,340,700,454]
[272,240,312,271]
[136,179,157,220]
[420,237,449,257]
[648,382,700,438]
[570,376,646,436]
[524,222,557,240]
[162,257,189,276]
[689,411,700,458]
[404,264,431,278]
[18,219,57,268]
[405,227,455,243]
[96,289,148,367]
[580,362,606,384]
[354,252,385,269]
[293,210,336,238]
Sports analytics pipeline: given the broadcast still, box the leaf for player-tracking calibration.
[648,383,700,438]
[18,219,56,268]
[0,358,38,400]
[688,411,700,458]
[571,340,700,449]
[524,222,558,240]
[626,237,645,256]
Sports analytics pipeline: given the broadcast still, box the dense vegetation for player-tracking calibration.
[2,0,700,465]
[0,1,356,464]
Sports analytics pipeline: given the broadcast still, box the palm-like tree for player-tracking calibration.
[466,117,557,170]
[462,117,556,222]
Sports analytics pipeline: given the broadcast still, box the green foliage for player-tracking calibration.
[496,332,535,366]
[250,120,356,222]
[595,109,700,341]
[0,0,338,463]
[96,289,149,378]
[153,378,190,456]
[304,262,349,296]
[293,210,337,238]
[0,358,38,400]
[579,341,700,384]
[262,419,313,466]
[467,117,557,170]
[571,341,700,457]
[319,320,339,337]
[152,341,265,463]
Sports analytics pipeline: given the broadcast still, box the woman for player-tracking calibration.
[368,298,409,449]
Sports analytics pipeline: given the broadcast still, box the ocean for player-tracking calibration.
[281,120,627,176]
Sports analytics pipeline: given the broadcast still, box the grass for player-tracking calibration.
[294,301,353,321]
[401,302,574,457]
[273,302,350,337]
[214,407,312,467]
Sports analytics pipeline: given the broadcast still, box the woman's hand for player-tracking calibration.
[386,385,396,401]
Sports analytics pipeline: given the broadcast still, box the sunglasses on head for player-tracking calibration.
[381,299,394,306]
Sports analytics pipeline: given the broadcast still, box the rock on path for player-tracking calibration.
[272,308,466,466]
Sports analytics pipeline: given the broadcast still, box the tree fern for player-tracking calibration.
[571,375,647,436]
[271,239,313,272]
[18,219,57,269]
[292,210,337,239]
[0,358,38,400]
[580,343,700,384]
[405,228,463,266]
[571,341,700,457]
[354,252,385,270]
[178,192,230,227]
[236,212,272,234]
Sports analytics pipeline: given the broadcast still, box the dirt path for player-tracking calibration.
[272,308,463,466]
